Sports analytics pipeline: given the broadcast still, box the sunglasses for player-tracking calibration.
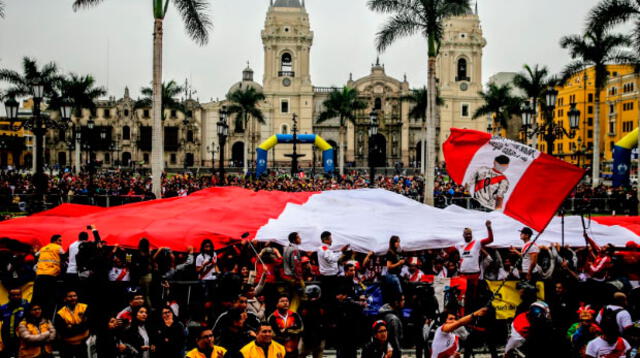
[199,334,214,340]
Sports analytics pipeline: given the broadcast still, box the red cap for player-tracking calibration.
[626,241,638,249]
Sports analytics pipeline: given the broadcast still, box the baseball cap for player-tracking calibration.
[519,227,533,236]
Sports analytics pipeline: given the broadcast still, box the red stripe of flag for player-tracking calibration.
[443,128,492,184]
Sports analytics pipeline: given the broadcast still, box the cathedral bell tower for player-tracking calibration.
[261,0,314,165]
[436,6,486,159]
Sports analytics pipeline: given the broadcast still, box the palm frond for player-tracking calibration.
[0,0,5,19]
[560,60,588,85]
[375,12,424,52]
[588,0,639,31]
[72,0,106,11]
[173,0,212,46]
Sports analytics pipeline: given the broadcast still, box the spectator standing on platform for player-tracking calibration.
[283,232,302,282]
[196,239,219,300]
[33,235,64,318]
[317,231,349,300]
[456,221,493,311]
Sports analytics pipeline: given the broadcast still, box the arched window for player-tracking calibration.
[187,130,194,142]
[280,52,293,74]
[457,58,468,81]
[122,126,131,140]
[374,98,382,110]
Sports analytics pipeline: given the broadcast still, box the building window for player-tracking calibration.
[588,106,593,114]
[610,141,615,150]
[104,153,110,163]
[170,109,177,118]
[557,109,564,117]
[143,153,149,164]
[609,104,615,114]
[609,120,615,134]
[103,109,111,118]
[623,102,635,111]
[143,109,150,118]
[557,143,563,153]
[588,93,593,103]
[623,121,634,132]
[456,58,468,81]
[170,153,177,164]
[187,130,194,142]
[588,117,593,126]
[281,124,289,134]
[461,104,469,117]
[281,52,293,73]
[281,100,289,113]
[569,95,576,103]
[557,98,564,107]
[588,130,593,138]
[374,98,382,110]
[122,126,131,140]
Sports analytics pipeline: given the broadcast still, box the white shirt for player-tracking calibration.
[196,253,218,280]
[430,326,459,358]
[317,245,342,276]
[585,337,630,358]
[456,240,482,274]
[595,305,633,334]
[66,240,82,274]
[521,241,540,274]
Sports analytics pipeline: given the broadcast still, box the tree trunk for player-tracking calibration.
[531,98,538,148]
[592,89,601,187]
[424,56,436,206]
[339,119,345,176]
[243,113,249,174]
[151,18,164,199]
[421,122,426,175]
[74,136,80,174]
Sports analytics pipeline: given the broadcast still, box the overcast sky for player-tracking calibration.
[0,0,619,104]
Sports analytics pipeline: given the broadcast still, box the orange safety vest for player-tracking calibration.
[36,243,63,277]
[17,320,54,358]
[185,345,227,358]
[57,304,89,345]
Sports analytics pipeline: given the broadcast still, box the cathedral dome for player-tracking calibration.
[273,0,302,7]
[227,64,263,94]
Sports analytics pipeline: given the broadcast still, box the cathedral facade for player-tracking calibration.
[43,0,486,172]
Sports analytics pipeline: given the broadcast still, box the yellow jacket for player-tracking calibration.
[240,340,286,358]
[56,304,89,345]
[185,346,227,358]
[36,243,63,276]
[17,319,55,358]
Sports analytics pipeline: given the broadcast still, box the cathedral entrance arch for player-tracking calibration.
[370,133,387,167]
[231,142,245,168]
[256,134,334,176]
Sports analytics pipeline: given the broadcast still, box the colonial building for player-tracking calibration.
[38,0,486,172]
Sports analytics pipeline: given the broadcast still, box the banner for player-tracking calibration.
[486,281,544,319]
[443,128,585,232]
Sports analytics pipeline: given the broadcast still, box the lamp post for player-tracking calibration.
[217,106,229,185]
[284,113,305,176]
[368,110,379,187]
[4,82,71,212]
[520,88,579,155]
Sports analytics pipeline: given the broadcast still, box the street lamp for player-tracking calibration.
[368,110,379,187]
[3,82,69,212]
[520,87,578,155]
[216,106,229,185]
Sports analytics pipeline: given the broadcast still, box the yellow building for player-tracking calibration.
[534,65,639,177]
[0,98,35,167]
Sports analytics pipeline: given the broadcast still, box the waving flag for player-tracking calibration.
[443,128,586,232]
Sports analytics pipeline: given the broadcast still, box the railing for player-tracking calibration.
[313,86,338,93]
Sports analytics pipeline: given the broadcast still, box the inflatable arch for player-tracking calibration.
[613,127,638,187]
[256,134,335,177]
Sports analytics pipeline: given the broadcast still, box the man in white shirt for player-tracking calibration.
[515,227,540,281]
[595,293,634,335]
[455,220,493,311]
[585,320,631,358]
[316,231,349,301]
[430,307,488,358]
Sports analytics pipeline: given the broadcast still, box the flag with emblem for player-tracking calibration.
[443,128,586,232]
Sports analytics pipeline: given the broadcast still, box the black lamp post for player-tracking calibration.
[4,82,71,212]
[520,88,579,155]
[284,113,305,176]
[368,110,379,187]
[217,106,229,185]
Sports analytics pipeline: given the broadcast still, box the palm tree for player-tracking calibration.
[50,74,107,173]
[369,0,471,205]
[0,1,5,18]
[513,64,553,146]
[135,80,186,120]
[316,86,367,175]
[226,86,266,173]
[73,0,212,198]
[473,83,522,139]
[560,26,635,186]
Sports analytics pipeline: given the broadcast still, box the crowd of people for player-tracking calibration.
[0,221,639,358]
[1,168,636,216]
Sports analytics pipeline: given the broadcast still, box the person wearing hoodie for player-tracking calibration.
[378,295,404,358]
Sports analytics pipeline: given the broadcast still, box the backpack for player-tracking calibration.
[76,241,98,278]
[600,306,623,332]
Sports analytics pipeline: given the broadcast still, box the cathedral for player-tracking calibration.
[43,0,486,172]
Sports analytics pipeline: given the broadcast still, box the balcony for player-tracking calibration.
[278,71,295,77]
[456,76,470,82]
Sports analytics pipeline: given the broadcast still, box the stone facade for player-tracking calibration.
[43,0,485,171]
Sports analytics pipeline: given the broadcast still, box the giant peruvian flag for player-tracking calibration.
[443,128,586,232]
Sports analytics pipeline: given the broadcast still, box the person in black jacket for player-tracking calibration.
[122,306,155,358]
[327,285,364,358]
[361,320,393,358]
[95,316,127,358]
[152,306,186,358]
